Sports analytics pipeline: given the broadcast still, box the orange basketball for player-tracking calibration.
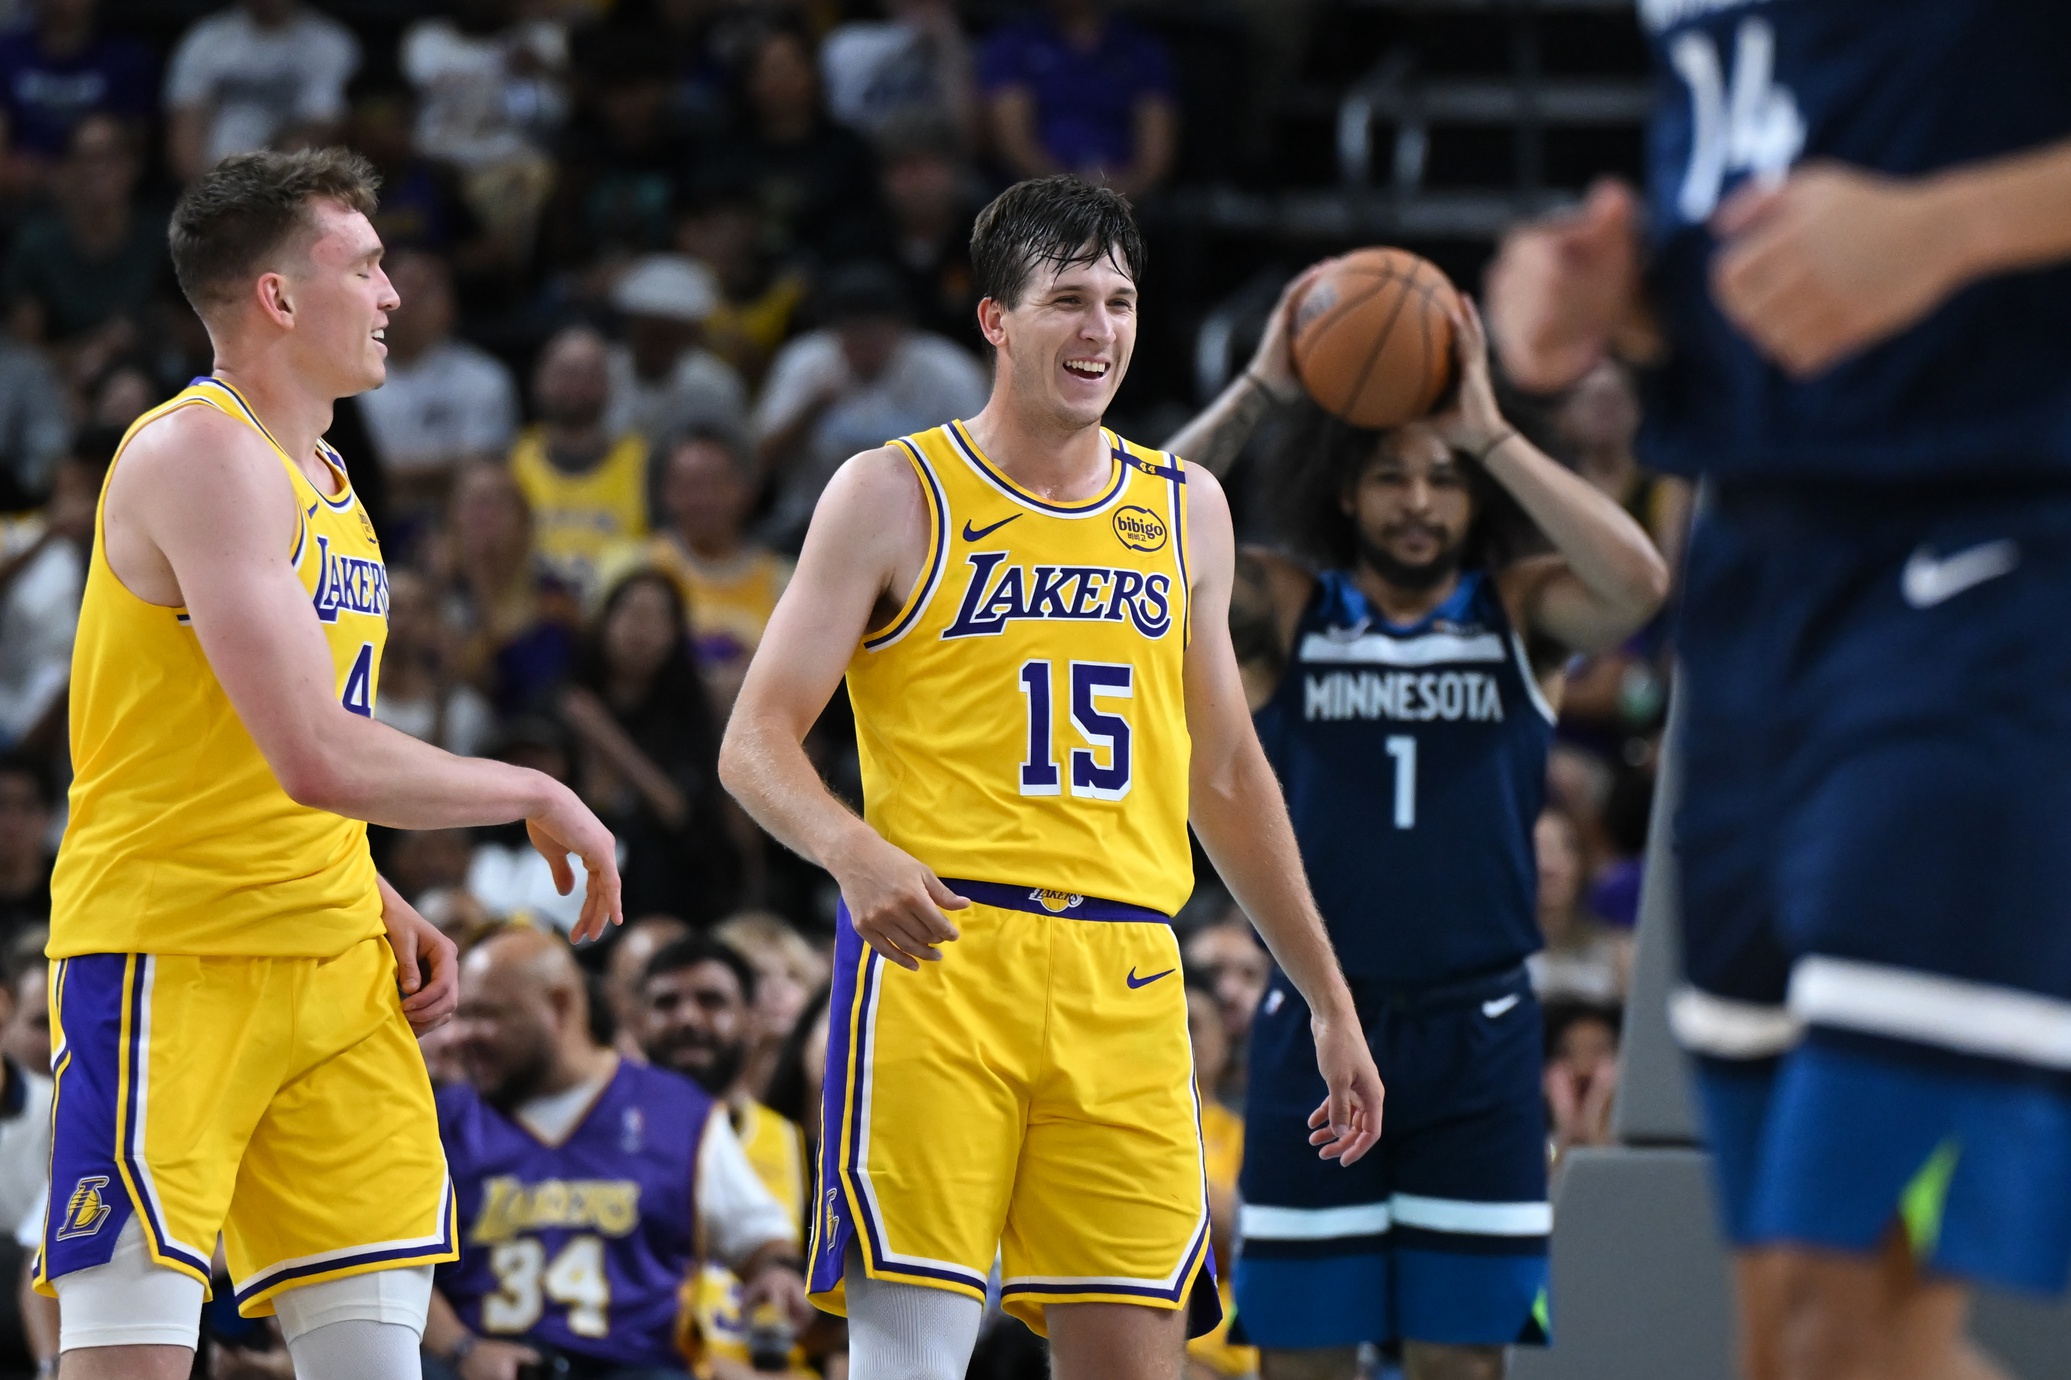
[1290,248,1460,429]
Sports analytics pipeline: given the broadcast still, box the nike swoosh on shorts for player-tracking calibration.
[1127,967,1175,989]
[1482,993,1522,1019]
[1901,539,2020,609]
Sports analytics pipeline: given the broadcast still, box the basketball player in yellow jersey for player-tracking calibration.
[722,175,1385,1380]
[40,149,622,1380]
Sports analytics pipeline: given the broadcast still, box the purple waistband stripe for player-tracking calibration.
[939,879,1171,925]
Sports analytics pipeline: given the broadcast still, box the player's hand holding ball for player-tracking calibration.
[830,828,969,971]
[1426,295,1512,459]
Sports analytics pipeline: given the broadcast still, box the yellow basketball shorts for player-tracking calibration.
[36,936,456,1316]
[806,879,1219,1338]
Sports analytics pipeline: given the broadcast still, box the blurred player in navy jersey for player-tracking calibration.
[425,928,812,1380]
[1166,289,1665,1379]
[1487,3,2071,1378]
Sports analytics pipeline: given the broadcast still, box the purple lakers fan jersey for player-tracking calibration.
[436,1063,716,1368]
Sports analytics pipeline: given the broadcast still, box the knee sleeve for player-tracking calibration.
[844,1240,983,1380]
[271,1264,433,1343]
[281,1319,426,1380]
[53,1216,206,1353]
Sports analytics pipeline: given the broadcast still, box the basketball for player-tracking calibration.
[1290,247,1461,429]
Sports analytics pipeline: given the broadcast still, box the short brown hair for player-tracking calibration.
[169,147,380,313]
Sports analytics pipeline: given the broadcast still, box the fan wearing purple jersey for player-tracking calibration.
[422,928,814,1380]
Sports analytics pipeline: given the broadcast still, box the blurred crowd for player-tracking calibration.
[0,0,1679,1376]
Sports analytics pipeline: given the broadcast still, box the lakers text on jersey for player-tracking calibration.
[810,423,1218,1338]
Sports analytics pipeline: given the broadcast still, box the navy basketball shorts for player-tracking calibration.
[1233,965,1548,1349]
[1673,481,2071,1293]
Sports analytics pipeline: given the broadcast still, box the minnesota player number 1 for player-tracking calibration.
[1385,734,1416,829]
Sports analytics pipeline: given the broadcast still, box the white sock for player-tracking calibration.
[281,1318,425,1380]
[845,1240,985,1380]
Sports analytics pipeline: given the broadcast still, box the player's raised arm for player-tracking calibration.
[111,404,622,941]
[1432,298,1669,653]
[1178,459,1383,1166]
[719,446,969,971]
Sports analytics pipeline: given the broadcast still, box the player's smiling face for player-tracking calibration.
[287,197,398,398]
[1345,422,1475,588]
[987,248,1137,430]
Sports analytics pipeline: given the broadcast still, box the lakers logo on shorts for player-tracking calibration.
[56,1177,114,1241]
[1029,888,1085,913]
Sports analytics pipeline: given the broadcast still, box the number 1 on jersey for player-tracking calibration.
[1385,734,1416,829]
[1018,660,1133,801]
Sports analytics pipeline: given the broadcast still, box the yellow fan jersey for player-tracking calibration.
[845,420,1194,916]
[685,1100,810,1377]
[508,427,649,594]
[50,378,388,960]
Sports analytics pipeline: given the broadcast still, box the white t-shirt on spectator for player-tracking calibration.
[0,1065,52,1247]
[467,837,608,937]
[401,16,567,170]
[603,344,747,449]
[360,338,521,477]
[754,328,989,543]
[0,518,82,746]
[517,1072,793,1268]
[164,4,360,170]
[374,684,497,759]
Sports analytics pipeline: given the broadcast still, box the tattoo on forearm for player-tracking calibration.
[1190,379,1277,478]
[1229,550,1287,682]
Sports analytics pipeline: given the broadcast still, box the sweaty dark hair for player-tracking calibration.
[644,933,758,1005]
[970,175,1146,309]
[169,147,381,314]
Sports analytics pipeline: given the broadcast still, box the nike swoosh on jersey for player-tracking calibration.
[306,501,320,518]
[1126,966,1175,989]
[1481,993,1522,1019]
[1901,539,2020,609]
[962,514,1021,542]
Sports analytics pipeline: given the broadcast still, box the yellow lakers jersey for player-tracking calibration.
[845,421,1194,916]
[685,1101,810,1376]
[509,427,649,593]
[50,378,388,959]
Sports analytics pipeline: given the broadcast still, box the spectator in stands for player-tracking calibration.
[821,0,976,145]
[0,0,154,203]
[465,716,591,937]
[510,324,651,598]
[0,336,68,508]
[382,826,474,909]
[0,945,50,1353]
[877,112,983,349]
[1544,1000,1620,1161]
[1527,804,1632,1006]
[4,113,162,379]
[0,450,96,748]
[1554,359,1690,583]
[562,569,738,924]
[1184,971,1258,1380]
[980,0,1178,198]
[638,933,817,1378]
[347,85,486,258]
[434,462,579,714]
[358,249,518,516]
[602,913,690,1061]
[400,0,565,259]
[543,23,695,272]
[0,757,49,945]
[375,568,498,759]
[426,927,811,1380]
[1183,910,1271,1104]
[714,911,827,1103]
[609,426,791,710]
[163,0,359,182]
[0,933,45,1073]
[696,20,889,267]
[604,254,748,445]
[674,183,808,387]
[754,260,988,548]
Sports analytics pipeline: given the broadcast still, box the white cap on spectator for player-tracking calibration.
[612,255,721,323]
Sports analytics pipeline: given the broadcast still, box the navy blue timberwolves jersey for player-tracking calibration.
[436,1063,716,1368]
[1256,569,1554,984]
[1639,0,2071,482]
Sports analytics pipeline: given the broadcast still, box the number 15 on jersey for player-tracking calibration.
[1018,660,1133,801]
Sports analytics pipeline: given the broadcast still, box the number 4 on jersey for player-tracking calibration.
[341,642,374,717]
[1017,660,1134,801]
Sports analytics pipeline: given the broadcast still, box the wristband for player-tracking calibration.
[1473,429,1519,462]
[1243,368,1296,406]
[447,1332,479,1366]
